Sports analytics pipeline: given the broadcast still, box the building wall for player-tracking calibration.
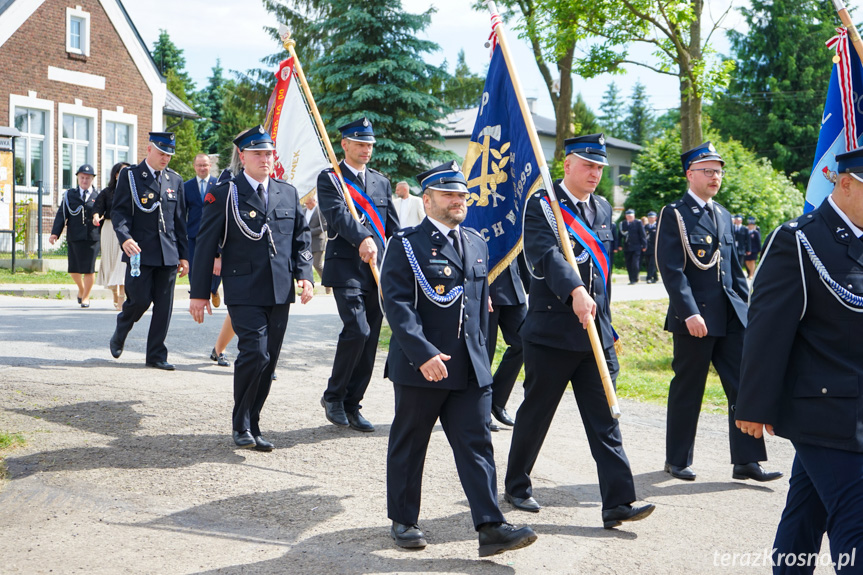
[0,0,154,228]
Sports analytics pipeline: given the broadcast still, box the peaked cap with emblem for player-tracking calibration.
[681,141,724,172]
[338,117,376,143]
[234,125,275,151]
[149,132,176,155]
[836,146,863,183]
[417,161,469,193]
[564,133,608,166]
[76,163,95,176]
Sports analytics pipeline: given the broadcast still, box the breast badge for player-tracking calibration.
[443,266,452,277]
[249,210,257,218]
[706,236,712,244]
[435,285,445,295]
[697,249,706,258]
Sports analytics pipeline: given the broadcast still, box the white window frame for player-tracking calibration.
[9,93,54,196]
[58,101,98,194]
[65,6,90,57]
[101,109,137,184]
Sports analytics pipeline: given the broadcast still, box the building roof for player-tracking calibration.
[439,107,642,152]
[164,90,200,119]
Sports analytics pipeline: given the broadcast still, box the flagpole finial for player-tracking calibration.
[279,24,295,50]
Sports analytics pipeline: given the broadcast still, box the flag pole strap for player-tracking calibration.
[485,1,620,418]
[279,27,382,293]
[833,0,863,63]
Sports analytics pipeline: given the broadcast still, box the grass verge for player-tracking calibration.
[379,299,728,414]
[0,432,25,483]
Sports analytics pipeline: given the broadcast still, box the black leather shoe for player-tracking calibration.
[664,462,696,481]
[321,396,349,427]
[209,348,230,367]
[733,462,784,482]
[491,404,515,426]
[477,522,537,557]
[271,372,277,380]
[146,361,175,371]
[504,492,541,512]
[390,521,427,549]
[602,503,656,529]
[109,332,124,358]
[346,410,374,432]
[232,430,255,448]
[490,422,501,432]
[253,435,274,452]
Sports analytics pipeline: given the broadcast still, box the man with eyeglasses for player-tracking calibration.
[655,142,782,484]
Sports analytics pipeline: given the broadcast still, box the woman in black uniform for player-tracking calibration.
[49,164,101,307]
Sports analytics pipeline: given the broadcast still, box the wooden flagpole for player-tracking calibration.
[484,2,620,418]
[279,26,382,293]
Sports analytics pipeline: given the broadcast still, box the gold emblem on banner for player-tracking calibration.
[462,124,510,207]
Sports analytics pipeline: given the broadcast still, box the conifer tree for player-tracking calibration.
[624,81,655,146]
[598,82,625,138]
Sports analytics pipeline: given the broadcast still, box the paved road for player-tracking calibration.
[0,293,823,574]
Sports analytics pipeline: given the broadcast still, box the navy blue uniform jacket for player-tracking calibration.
[381,218,492,390]
[52,187,100,242]
[656,192,749,336]
[520,183,616,351]
[189,171,313,306]
[317,161,399,289]
[738,202,863,452]
[112,162,188,267]
[184,175,217,239]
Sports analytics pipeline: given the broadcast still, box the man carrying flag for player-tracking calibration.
[504,134,654,529]
[317,118,399,432]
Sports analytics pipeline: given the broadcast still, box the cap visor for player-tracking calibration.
[427,183,469,193]
[850,172,863,184]
[152,143,175,155]
[242,143,275,151]
[571,152,608,166]
[344,135,376,143]
[689,155,725,167]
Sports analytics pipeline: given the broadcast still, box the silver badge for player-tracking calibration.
[169,133,175,141]
[598,134,605,146]
[451,161,459,172]
[258,125,265,134]
[362,118,369,127]
[708,142,716,152]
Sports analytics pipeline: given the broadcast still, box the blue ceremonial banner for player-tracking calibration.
[805,28,863,212]
[462,45,544,283]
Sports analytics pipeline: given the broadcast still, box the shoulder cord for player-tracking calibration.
[402,236,465,338]
[221,181,276,254]
[796,229,863,312]
[62,190,86,226]
[128,170,166,233]
[674,207,721,280]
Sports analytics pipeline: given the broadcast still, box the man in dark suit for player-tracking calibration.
[486,257,527,430]
[504,134,654,530]
[732,214,748,267]
[110,132,189,370]
[189,125,314,450]
[382,161,536,556]
[736,147,863,572]
[656,142,781,482]
[317,117,399,432]
[645,210,658,283]
[184,153,220,304]
[619,208,647,284]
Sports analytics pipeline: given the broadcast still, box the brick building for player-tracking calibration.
[0,0,196,249]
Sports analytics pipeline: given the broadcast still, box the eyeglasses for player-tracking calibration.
[691,168,726,178]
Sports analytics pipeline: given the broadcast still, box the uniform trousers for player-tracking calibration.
[772,443,863,574]
[486,303,526,409]
[624,251,641,282]
[387,373,505,529]
[228,303,290,435]
[187,236,221,295]
[666,315,767,467]
[645,252,657,281]
[324,286,382,412]
[505,341,636,510]
[116,264,176,363]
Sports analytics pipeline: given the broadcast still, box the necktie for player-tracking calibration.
[200,179,206,200]
[153,171,161,190]
[448,229,462,259]
[256,183,267,209]
[358,171,365,188]
[705,203,716,226]
[577,201,590,227]
[80,188,85,202]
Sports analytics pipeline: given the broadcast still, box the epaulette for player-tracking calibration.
[166,167,180,175]
[367,167,384,176]
[395,226,420,238]
[668,202,679,208]
[463,226,484,238]
[594,194,611,208]
[270,176,287,184]
[782,212,816,231]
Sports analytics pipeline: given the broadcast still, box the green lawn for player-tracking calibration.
[379,299,728,414]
